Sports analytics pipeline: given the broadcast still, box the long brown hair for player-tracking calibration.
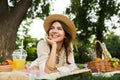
[47,20,73,64]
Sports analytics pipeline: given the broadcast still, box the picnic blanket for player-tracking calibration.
[0,69,91,80]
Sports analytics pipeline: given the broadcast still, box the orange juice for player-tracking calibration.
[13,59,26,70]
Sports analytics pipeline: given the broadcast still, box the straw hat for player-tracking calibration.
[43,14,76,39]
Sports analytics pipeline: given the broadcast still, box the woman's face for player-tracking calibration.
[48,21,66,43]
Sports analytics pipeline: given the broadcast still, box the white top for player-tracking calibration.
[29,40,77,73]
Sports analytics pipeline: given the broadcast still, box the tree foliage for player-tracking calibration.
[9,0,51,19]
[24,36,38,61]
[0,0,51,59]
[16,22,38,61]
[65,0,120,63]
[104,32,120,59]
[66,0,120,42]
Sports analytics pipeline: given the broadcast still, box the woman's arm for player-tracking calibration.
[44,35,59,73]
[44,44,58,73]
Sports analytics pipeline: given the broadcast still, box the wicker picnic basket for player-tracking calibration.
[0,65,13,72]
[88,40,120,72]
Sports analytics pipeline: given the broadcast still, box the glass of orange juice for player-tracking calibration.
[12,49,27,70]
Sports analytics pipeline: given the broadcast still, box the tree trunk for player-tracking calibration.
[0,0,32,59]
[96,0,107,42]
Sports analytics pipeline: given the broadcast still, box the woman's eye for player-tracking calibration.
[58,28,63,30]
[50,27,54,30]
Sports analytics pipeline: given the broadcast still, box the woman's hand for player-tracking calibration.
[74,68,80,71]
[28,66,39,70]
[45,34,57,47]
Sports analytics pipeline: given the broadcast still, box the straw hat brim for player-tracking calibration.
[44,14,76,39]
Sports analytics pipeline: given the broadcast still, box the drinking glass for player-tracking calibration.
[12,49,27,70]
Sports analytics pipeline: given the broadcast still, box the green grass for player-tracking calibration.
[76,63,84,69]
[57,74,120,80]
[57,64,120,80]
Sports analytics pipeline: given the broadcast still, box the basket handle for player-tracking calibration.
[94,40,109,59]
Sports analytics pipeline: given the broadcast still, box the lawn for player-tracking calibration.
[57,74,120,80]
[57,64,120,80]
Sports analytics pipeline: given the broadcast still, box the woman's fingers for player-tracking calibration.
[29,66,39,70]
[45,35,56,46]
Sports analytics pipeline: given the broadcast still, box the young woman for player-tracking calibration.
[29,14,79,73]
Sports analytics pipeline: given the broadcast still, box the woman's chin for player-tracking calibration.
[51,39,58,42]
